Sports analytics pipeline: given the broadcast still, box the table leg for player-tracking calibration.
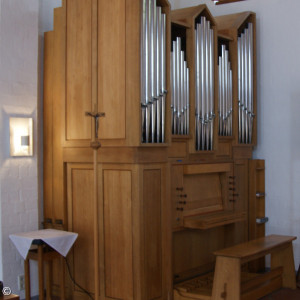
[38,245,44,300]
[24,258,31,300]
[46,260,52,300]
[60,256,65,300]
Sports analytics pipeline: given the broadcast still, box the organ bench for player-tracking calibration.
[174,235,297,300]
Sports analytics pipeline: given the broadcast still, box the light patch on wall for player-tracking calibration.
[9,117,33,157]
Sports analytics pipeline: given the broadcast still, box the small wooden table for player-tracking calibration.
[10,229,78,300]
[25,240,65,300]
[212,235,297,300]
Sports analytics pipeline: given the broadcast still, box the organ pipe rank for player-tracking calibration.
[141,0,167,143]
[238,23,254,144]
[218,44,233,136]
[195,16,215,151]
[171,37,190,135]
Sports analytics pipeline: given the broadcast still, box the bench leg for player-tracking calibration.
[212,256,241,300]
[271,243,296,289]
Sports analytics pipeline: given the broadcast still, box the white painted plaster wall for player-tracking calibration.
[169,0,300,269]
[0,0,39,297]
[0,0,62,297]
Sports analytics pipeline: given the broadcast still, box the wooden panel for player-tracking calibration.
[43,31,54,223]
[173,228,226,283]
[52,7,66,225]
[98,0,126,139]
[143,169,162,299]
[184,211,246,230]
[66,0,92,140]
[183,163,232,175]
[125,0,142,145]
[168,142,187,158]
[104,170,133,299]
[67,164,94,294]
[172,165,184,228]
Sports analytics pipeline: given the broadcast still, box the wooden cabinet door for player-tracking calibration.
[67,163,95,297]
[66,0,93,143]
[65,0,127,145]
[102,167,133,299]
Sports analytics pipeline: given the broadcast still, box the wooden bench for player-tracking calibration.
[212,235,297,300]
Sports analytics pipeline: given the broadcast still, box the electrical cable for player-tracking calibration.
[64,257,94,300]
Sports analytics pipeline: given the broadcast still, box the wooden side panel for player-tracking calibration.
[43,31,54,223]
[249,159,266,272]
[143,169,162,299]
[67,164,94,294]
[98,0,126,140]
[66,0,92,141]
[103,170,133,299]
[226,159,248,247]
[52,7,66,226]
[173,228,225,283]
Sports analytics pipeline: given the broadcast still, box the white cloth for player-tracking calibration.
[9,229,78,259]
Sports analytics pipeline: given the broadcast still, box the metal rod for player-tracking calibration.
[187,67,190,134]
[156,6,162,142]
[201,17,206,150]
[248,23,254,143]
[173,41,177,134]
[205,20,210,150]
[161,13,166,143]
[210,28,214,150]
[238,37,241,142]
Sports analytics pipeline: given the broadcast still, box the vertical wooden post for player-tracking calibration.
[45,260,52,300]
[24,258,31,300]
[60,256,66,300]
[38,245,44,300]
[212,256,241,300]
[271,244,296,289]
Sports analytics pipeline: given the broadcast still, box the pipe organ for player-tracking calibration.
[43,2,267,300]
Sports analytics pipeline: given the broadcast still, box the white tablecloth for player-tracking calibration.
[9,229,78,259]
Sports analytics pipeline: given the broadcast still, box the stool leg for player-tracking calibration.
[24,258,31,300]
[60,256,65,300]
[212,256,241,300]
[38,245,45,300]
[46,260,52,300]
[271,243,296,289]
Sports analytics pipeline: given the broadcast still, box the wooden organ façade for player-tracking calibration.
[43,1,279,300]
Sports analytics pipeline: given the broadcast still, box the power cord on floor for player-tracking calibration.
[64,257,94,300]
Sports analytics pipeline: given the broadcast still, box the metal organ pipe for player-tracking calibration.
[238,23,254,144]
[218,44,233,137]
[195,16,215,151]
[170,37,190,135]
[141,0,167,143]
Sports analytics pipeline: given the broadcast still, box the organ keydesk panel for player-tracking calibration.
[43,2,266,300]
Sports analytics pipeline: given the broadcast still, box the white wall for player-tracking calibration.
[0,0,60,298]
[0,0,39,297]
[169,0,300,268]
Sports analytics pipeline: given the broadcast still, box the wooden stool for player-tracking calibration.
[212,235,297,300]
[25,240,65,300]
